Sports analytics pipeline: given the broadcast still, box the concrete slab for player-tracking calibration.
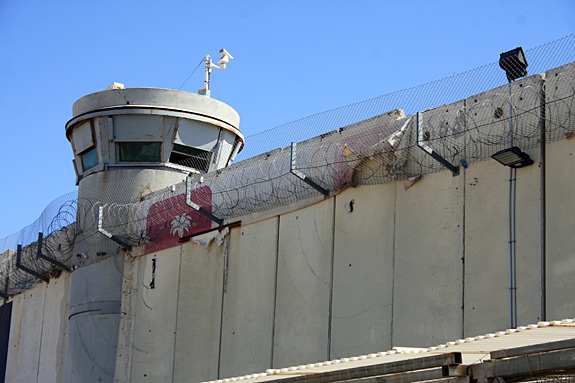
[66,313,120,381]
[115,254,141,383]
[331,184,395,358]
[37,274,70,383]
[173,240,225,383]
[463,160,511,335]
[129,247,181,382]
[545,62,575,142]
[465,74,544,161]
[5,293,24,383]
[393,170,464,347]
[273,199,334,367]
[514,150,544,326]
[219,218,279,378]
[15,284,46,382]
[419,100,467,167]
[545,139,575,319]
[463,155,542,335]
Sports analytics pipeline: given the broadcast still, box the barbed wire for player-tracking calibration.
[1,34,573,298]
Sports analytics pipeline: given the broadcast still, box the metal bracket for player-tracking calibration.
[37,233,71,272]
[290,142,330,197]
[16,244,49,283]
[186,176,223,226]
[97,206,132,250]
[416,112,460,176]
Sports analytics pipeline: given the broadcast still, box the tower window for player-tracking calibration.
[169,144,212,172]
[118,142,161,162]
[80,147,98,171]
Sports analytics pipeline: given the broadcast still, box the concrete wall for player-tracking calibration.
[4,273,70,383]
[219,218,278,378]
[111,124,573,380]
[544,63,575,320]
[2,63,574,383]
[331,184,395,358]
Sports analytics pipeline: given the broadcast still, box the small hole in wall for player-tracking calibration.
[494,108,504,119]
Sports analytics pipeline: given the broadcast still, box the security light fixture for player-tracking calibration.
[499,47,528,82]
[491,147,534,168]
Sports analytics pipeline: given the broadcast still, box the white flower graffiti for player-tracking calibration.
[170,213,192,237]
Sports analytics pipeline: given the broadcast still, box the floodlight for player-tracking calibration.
[499,47,528,82]
[491,147,534,168]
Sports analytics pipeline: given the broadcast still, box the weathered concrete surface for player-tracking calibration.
[513,148,544,326]
[37,274,70,383]
[129,247,181,382]
[466,75,544,154]
[173,240,225,383]
[545,138,575,319]
[4,290,24,382]
[544,64,575,321]
[4,274,70,383]
[64,253,125,383]
[273,199,334,368]
[4,63,575,382]
[463,154,542,336]
[219,219,278,378]
[115,254,141,383]
[545,62,575,140]
[420,99,467,166]
[393,170,464,347]
[463,161,511,335]
[14,284,46,383]
[331,184,395,358]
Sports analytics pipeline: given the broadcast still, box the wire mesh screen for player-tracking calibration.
[236,34,575,162]
[0,34,573,298]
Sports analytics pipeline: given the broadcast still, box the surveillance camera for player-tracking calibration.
[219,48,233,60]
[217,49,234,69]
[218,56,230,67]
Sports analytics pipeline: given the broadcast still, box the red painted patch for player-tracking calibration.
[144,186,213,254]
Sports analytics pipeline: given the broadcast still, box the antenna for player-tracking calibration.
[199,48,234,97]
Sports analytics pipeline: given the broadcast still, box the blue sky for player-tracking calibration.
[0,0,573,239]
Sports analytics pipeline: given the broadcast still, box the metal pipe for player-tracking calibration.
[512,167,517,327]
[509,82,514,146]
[507,81,517,328]
[508,167,517,329]
[204,54,211,92]
[540,82,547,321]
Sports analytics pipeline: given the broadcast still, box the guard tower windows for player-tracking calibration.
[169,144,212,172]
[80,147,98,171]
[118,142,161,162]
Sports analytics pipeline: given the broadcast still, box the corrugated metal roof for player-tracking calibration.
[206,319,575,383]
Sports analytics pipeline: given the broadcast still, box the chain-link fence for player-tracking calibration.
[1,34,574,298]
